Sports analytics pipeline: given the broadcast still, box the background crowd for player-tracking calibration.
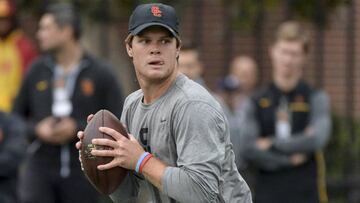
[0,0,358,203]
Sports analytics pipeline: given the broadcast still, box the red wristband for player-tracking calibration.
[139,153,153,174]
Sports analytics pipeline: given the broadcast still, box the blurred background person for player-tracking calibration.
[0,0,37,112]
[0,112,26,203]
[229,55,258,96]
[178,43,206,87]
[242,21,331,203]
[215,76,245,168]
[13,3,124,203]
[2,0,357,201]
[215,55,258,188]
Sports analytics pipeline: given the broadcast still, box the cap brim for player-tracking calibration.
[131,22,179,38]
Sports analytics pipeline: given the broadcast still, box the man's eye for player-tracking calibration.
[139,39,149,44]
[161,39,170,44]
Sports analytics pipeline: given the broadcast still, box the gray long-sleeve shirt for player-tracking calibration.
[110,74,252,203]
[242,90,331,171]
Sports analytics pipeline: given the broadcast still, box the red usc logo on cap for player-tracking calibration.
[151,6,162,17]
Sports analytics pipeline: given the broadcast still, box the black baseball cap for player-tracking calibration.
[128,3,179,39]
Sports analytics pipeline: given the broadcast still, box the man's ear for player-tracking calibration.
[176,39,182,58]
[126,43,133,57]
[176,48,181,60]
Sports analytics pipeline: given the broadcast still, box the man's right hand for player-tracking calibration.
[76,114,94,170]
[75,114,93,149]
[75,131,84,150]
[35,116,56,144]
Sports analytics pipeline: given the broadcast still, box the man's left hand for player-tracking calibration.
[91,127,145,171]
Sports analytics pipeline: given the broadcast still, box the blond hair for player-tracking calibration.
[274,21,310,53]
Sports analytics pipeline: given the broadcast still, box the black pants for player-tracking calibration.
[254,174,319,203]
[0,178,17,203]
[19,161,99,203]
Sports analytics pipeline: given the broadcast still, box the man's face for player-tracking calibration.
[127,26,179,83]
[231,58,257,93]
[178,50,202,80]
[270,40,306,82]
[37,14,67,52]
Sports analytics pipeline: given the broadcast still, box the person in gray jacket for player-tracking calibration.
[242,21,331,203]
[76,3,252,203]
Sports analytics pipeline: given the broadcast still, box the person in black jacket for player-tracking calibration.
[0,112,26,203]
[13,3,124,203]
[242,21,331,203]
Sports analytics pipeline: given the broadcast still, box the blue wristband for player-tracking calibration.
[135,152,150,173]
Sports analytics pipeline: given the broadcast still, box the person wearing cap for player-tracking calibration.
[13,3,124,203]
[242,21,331,203]
[0,2,31,202]
[215,75,248,171]
[0,0,37,112]
[76,3,252,203]
[221,55,259,189]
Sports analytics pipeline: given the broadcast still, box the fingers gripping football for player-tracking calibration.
[91,127,145,171]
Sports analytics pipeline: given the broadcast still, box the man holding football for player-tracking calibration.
[77,3,251,202]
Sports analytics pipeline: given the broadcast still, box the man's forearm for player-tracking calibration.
[141,157,221,202]
[141,157,167,191]
[271,131,322,154]
[272,91,331,154]
[245,146,292,170]
[161,166,221,202]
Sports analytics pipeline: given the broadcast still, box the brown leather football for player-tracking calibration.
[81,109,128,194]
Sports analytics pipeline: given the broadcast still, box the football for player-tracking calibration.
[81,109,128,194]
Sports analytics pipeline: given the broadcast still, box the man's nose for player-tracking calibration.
[150,50,160,55]
[150,44,161,55]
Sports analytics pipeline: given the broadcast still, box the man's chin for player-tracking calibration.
[140,72,169,83]
[147,75,167,83]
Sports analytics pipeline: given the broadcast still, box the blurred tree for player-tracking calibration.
[16,0,181,22]
[326,115,360,202]
[221,0,348,31]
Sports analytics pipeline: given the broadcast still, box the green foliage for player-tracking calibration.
[325,113,360,201]
[16,0,132,21]
[287,0,349,26]
[221,0,348,31]
[222,0,280,31]
[16,0,180,22]
[326,114,360,175]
